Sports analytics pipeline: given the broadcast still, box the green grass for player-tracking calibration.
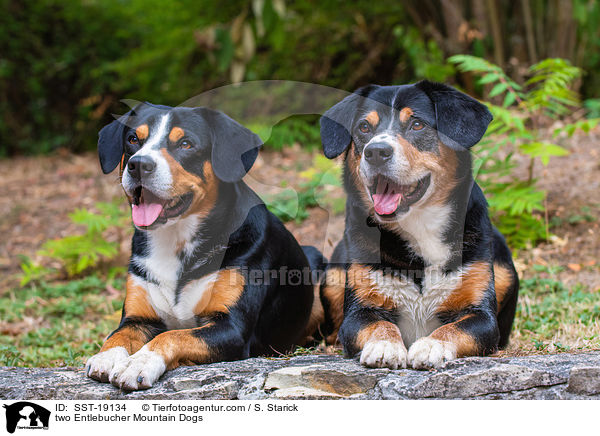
[510,265,600,352]
[0,274,125,367]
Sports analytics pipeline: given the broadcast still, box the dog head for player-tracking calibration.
[320,81,492,223]
[98,104,262,230]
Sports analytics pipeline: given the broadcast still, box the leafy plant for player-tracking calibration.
[450,55,597,248]
[253,114,322,151]
[264,154,343,223]
[549,206,597,228]
[583,98,600,118]
[0,345,24,366]
[20,201,129,282]
[18,255,53,287]
[393,25,455,83]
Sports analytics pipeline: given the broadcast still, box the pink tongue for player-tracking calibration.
[373,193,401,215]
[132,203,163,227]
[372,179,401,215]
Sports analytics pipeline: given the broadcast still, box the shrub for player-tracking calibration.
[20,201,129,284]
[263,154,343,223]
[449,55,598,249]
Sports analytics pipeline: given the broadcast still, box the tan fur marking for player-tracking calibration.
[160,149,218,219]
[100,327,146,355]
[430,143,459,205]
[147,325,213,370]
[124,275,159,320]
[119,153,126,176]
[356,321,403,349]
[430,315,479,356]
[322,268,346,343]
[301,283,325,344]
[348,264,396,311]
[135,124,149,140]
[494,263,513,312]
[99,276,159,354]
[365,110,380,126]
[394,136,459,206]
[169,126,185,143]
[437,261,491,314]
[193,269,245,315]
[399,107,413,123]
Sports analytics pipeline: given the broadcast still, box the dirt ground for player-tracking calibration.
[516,128,600,289]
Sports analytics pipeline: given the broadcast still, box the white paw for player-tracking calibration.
[360,340,408,369]
[85,347,129,383]
[407,337,457,369]
[109,345,166,391]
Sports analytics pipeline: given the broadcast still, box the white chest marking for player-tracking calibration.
[137,272,219,330]
[370,266,464,347]
[131,215,214,329]
[394,203,453,267]
[132,215,200,286]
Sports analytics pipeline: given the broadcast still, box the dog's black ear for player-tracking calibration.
[415,80,492,149]
[320,85,377,159]
[196,108,262,183]
[97,110,133,174]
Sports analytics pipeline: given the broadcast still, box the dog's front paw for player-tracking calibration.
[360,340,408,369]
[109,346,166,391]
[85,347,129,383]
[407,337,456,369]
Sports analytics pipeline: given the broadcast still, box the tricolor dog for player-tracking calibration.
[86,103,323,390]
[318,81,519,369]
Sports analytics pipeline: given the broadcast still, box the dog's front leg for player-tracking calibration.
[109,319,245,391]
[348,317,408,370]
[408,311,499,369]
[86,275,165,382]
[408,261,501,369]
[339,265,407,369]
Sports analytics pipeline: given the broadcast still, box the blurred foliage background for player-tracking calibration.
[2,0,600,155]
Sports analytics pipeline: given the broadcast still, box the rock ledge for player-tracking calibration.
[1,352,599,400]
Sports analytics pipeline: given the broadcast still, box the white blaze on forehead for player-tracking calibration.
[140,113,171,151]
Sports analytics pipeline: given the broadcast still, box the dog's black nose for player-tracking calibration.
[364,142,393,166]
[127,155,156,179]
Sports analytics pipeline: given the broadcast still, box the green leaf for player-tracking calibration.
[478,73,500,85]
[502,92,517,108]
[519,142,569,165]
[489,82,508,98]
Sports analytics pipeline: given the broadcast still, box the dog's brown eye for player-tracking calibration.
[180,140,193,150]
[359,121,371,133]
[412,121,424,131]
[127,134,139,145]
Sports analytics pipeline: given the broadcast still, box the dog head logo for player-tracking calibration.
[3,402,50,433]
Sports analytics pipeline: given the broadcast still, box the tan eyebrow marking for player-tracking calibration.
[399,107,413,123]
[169,127,185,142]
[365,111,380,126]
[135,124,149,140]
